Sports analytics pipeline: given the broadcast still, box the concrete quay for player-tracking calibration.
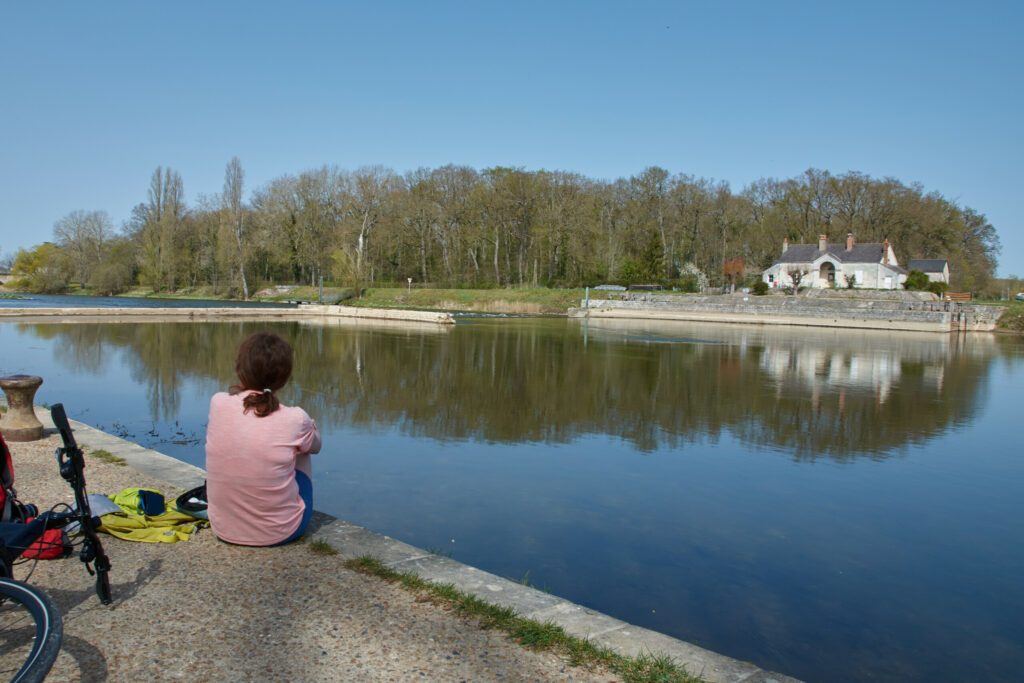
[24,409,794,679]
[0,303,455,325]
[572,293,1000,333]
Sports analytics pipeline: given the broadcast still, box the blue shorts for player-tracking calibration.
[274,470,313,546]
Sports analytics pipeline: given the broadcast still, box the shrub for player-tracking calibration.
[904,270,930,291]
[675,275,699,293]
[616,259,645,286]
[752,281,769,295]
[926,281,948,296]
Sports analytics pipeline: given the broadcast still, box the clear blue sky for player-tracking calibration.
[2,1,1021,274]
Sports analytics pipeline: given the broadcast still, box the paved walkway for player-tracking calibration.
[9,434,612,682]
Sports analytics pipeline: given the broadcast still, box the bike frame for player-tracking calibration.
[0,404,112,604]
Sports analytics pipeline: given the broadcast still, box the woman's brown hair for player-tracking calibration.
[229,332,293,417]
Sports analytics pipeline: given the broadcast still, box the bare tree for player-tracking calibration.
[221,157,249,298]
[346,166,399,293]
[139,167,186,290]
[53,210,113,285]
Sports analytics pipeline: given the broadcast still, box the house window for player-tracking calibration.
[768,274,775,283]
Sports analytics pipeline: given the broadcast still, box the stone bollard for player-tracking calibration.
[0,374,45,442]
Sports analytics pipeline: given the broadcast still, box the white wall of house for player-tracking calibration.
[763,258,906,289]
[925,265,950,284]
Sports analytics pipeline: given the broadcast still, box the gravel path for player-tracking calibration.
[8,434,615,682]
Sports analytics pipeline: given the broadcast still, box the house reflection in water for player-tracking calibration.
[584,319,995,460]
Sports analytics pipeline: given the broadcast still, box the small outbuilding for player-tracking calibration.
[907,259,950,284]
[762,234,907,290]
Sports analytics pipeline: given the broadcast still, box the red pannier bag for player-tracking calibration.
[1,433,72,559]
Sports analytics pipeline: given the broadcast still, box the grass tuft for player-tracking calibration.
[997,301,1024,332]
[343,555,703,682]
[88,448,126,466]
[307,539,339,556]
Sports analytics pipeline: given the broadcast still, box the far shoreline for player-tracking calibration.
[3,284,1023,333]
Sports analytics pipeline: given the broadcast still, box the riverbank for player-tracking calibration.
[994,301,1024,332]
[9,412,796,683]
[2,285,603,314]
[347,288,597,314]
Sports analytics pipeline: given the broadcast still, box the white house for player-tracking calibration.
[907,259,950,284]
[762,234,907,290]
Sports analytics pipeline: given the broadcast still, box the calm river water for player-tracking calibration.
[0,307,1021,682]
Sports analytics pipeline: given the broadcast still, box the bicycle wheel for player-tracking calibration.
[0,578,63,683]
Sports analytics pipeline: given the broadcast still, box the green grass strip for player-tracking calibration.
[342,555,703,683]
[88,448,126,466]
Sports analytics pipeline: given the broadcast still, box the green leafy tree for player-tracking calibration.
[12,242,72,293]
[89,238,138,295]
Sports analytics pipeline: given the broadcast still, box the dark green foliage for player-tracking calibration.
[904,270,930,291]
[617,259,646,286]
[926,281,948,295]
[672,275,699,292]
[752,281,769,295]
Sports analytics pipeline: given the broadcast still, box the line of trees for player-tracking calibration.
[10,161,1002,296]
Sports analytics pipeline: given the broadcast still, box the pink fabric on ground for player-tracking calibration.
[205,391,321,546]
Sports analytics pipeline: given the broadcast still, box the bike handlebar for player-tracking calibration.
[49,403,78,452]
[49,404,112,605]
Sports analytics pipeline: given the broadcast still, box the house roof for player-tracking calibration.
[774,242,890,265]
[907,259,948,273]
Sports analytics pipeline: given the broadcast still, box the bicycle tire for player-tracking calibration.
[0,578,63,683]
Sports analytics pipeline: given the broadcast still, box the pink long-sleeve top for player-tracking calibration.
[205,390,321,546]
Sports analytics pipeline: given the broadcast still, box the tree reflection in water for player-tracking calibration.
[23,316,1002,461]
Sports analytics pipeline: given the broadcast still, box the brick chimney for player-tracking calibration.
[818,234,827,252]
[883,238,890,265]
[782,237,789,255]
[846,233,855,251]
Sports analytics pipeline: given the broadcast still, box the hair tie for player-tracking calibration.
[262,388,272,395]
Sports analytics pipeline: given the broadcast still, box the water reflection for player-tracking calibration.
[22,317,1001,460]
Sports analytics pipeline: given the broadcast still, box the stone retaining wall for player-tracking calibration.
[573,294,1000,333]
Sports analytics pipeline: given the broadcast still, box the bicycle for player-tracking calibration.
[0,403,112,683]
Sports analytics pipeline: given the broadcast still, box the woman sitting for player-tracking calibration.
[205,332,321,546]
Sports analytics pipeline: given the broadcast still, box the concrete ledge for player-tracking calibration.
[298,304,455,324]
[0,305,455,325]
[573,294,1001,333]
[572,304,956,333]
[55,412,797,683]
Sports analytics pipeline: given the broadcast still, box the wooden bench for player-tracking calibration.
[944,292,972,303]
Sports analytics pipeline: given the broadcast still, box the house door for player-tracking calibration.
[819,262,836,287]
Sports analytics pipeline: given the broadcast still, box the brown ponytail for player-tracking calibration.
[229,332,293,417]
